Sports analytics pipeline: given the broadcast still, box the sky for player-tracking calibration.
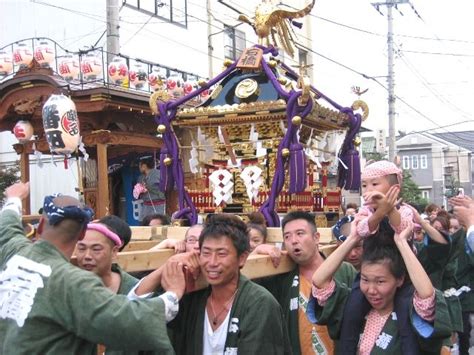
[1,0,473,136]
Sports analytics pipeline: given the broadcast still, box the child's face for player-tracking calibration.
[361,176,392,195]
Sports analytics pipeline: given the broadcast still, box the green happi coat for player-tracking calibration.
[258,259,356,355]
[452,229,474,313]
[307,278,452,354]
[0,209,175,355]
[169,274,291,355]
[113,263,139,295]
[416,234,463,333]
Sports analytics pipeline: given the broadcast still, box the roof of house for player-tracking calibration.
[432,131,474,153]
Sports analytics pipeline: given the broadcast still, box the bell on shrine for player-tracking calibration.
[13,120,34,143]
[42,94,80,155]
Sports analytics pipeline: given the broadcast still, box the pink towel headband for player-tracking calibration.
[87,223,123,248]
[361,160,402,185]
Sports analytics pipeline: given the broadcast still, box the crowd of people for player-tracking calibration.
[1,158,474,354]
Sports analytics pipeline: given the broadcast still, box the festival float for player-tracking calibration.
[149,0,368,226]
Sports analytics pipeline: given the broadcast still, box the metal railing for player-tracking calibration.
[0,37,208,99]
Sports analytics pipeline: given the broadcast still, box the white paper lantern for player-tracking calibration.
[59,54,80,81]
[81,52,102,81]
[42,94,80,155]
[13,120,34,143]
[183,76,197,96]
[129,63,147,89]
[108,57,128,85]
[34,41,55,67]
[13,43,33,69]
[148,67,166,91]
[0,51,13,76]
[166,72,184,98]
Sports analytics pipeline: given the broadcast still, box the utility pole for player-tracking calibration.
[371,0,409,162]
[106,0,120,63]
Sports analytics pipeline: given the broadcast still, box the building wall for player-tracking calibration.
[0,132,79,212]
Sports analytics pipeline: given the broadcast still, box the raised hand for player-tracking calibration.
[161,260,186,300]
[5,182,30,200]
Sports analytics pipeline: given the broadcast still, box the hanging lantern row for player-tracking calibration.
[0,41,56,75]
[0,43,208,100]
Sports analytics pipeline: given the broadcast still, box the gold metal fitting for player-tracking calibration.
[277,77,288,85]
[282,148,290,157]
[197,79,207,87]
[268,60,277,68]
[157,124,166,133]
[163,157,172,166]
[223,59,233,67]
[291,115,302,125]
[353,137,362,147]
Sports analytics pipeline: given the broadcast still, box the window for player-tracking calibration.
[224,26,246,60]
[420,155,427,169]
[298,49,308,66]
[411,155,419,169]
[402,156,410,170]
[123,0,187,27]
[421,190,429,200]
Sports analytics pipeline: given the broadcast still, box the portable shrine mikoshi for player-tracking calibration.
[150,45,368,227]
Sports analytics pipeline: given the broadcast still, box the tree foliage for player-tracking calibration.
[0,164,20,199]
[400,170,428,208]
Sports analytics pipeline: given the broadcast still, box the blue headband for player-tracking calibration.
[43,194,94,226]
[332,215,355,242]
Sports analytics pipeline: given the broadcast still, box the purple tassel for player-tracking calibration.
[159,148,174,192]
[337,111,362,191]
[289,143,306,193]
[291,20,303,29]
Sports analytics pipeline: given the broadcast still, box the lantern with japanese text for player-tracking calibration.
[81,52,102,81]
[59,54,80,81]
[183,75,197,96]
[34,41,55,68]
[13,120,34,143]
[166,72,184,98]
[13,43,33,69]
[42,94,80,155]
[129,62,147,89]
[148,67,166,91]
[108,56,128,85]
[0,51,13,76]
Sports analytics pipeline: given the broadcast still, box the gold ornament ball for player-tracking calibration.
[223,59,233,67]
[198,79,207,87]
[268,60,277,68]
[282,148,290,157]
[353,137,362,147]
[278,77,287,85]
[164,157,172,166]
[157,124,166,133]
[292,115,302,125]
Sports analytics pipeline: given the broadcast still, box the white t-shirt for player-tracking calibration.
[203,308,231,355]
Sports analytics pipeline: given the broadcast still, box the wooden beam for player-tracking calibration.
[132,226,335,245]
[96,143,109,217]
[123,240,160,252]
[20,149,31,214]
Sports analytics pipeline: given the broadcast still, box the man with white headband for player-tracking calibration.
[0,182,185,354]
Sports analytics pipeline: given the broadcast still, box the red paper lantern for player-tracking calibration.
[13,120,34,143]
[13,43,33,69]
[34,41,55,67]
[0,51,13,76]
[59,54,80,81]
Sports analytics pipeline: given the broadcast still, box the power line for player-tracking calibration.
[402,49,474,57]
